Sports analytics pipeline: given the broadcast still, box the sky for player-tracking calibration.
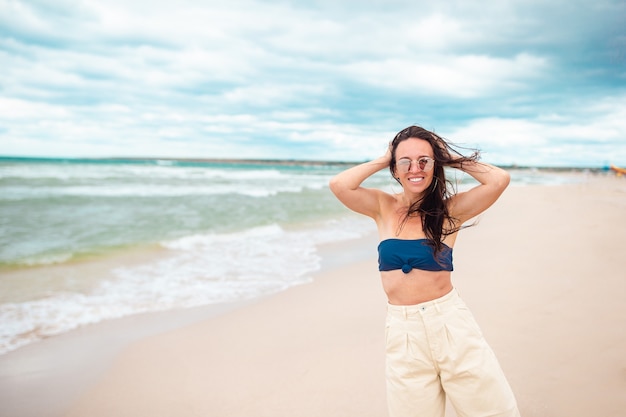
[1,0,625,167]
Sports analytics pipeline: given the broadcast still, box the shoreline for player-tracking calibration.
[1,177,625,417]
[0,233,380,417]
[0,226,378,356]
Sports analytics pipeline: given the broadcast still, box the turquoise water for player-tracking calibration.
[0,158,378,266]
[0,157,587,354]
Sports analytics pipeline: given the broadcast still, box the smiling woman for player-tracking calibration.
[329,125,518,417]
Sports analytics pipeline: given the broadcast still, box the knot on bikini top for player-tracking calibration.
[377,239,453,273]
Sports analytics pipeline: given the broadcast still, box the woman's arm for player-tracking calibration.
[447,161,510,224]
[329,151,391,219]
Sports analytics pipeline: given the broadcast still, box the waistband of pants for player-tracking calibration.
[387,287,460,317]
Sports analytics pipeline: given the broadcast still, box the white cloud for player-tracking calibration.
[0,97,70,119]
[340,52,548,98]
[448,95,626,166]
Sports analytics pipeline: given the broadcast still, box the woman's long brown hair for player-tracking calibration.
[389,126,480,254]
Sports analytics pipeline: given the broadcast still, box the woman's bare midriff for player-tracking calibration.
[381,269,453,305]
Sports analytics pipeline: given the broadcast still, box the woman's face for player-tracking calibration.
[393,138,435,196]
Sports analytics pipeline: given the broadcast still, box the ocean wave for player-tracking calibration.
[0,217,374,355]
[0,184,311,199]
[0,162,287,181]
[3,252,75,267]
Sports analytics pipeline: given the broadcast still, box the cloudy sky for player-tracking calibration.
[1,0,625,166]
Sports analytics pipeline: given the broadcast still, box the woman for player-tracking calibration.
[329,126,520,417]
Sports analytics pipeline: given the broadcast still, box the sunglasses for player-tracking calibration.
[396,157,435,173]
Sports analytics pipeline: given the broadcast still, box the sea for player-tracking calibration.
[0,157,591,355]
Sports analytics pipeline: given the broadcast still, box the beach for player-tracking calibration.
[1,173,625,417]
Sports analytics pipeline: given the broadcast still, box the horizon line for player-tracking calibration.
[0,155,617,171]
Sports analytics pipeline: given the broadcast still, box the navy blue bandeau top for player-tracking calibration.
[378,239,453,273]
